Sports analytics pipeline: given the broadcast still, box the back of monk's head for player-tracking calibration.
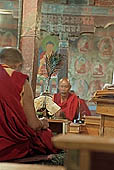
[0,47,24,66]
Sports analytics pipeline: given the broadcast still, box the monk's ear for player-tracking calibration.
[69,85,71,90]
[15,63,23,71]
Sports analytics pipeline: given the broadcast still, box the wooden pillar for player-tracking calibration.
[20,0,42,95]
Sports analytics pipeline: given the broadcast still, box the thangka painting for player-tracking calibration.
[36,33,59,96]
[68,25,114,100]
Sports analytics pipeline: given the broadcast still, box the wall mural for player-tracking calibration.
[68,25,114,100]
[0,0,19,48]
[36,2,114,103]
[0,31,17,47]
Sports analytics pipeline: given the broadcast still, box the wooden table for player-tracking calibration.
[91,89,114,137]
[48,116,100,136]
[96,101,114,137]
[48,119,70,135]
[85,116,101,136]
[52,133,114,170]
[0,163,65,170]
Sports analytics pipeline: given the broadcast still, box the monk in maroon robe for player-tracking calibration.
[53,78,91,121]
[0,47,57,161]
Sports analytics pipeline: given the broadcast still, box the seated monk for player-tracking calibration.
[0,47,58,161]
[53,78,91,121]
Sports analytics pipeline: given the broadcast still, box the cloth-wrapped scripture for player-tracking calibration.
[34,95,61,116]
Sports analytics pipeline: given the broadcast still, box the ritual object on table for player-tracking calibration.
[45,51,64,92]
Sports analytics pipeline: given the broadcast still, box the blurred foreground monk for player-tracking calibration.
[0,47,57,161]
[53,78,91,121]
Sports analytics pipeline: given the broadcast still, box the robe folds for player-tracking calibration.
[54,93,91,121]
[0,64,57,161]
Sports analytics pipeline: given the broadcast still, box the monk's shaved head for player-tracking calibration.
[59,78,71,87]
[58,78,71,97]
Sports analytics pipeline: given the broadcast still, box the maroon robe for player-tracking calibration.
[53,93,78,121]
[0,64,57,161]
[54,93,91,121]
[78,98,91,117]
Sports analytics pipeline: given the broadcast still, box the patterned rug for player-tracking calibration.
[10,151,65,166]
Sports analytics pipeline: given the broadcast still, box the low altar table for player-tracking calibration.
[66,116,100,136]
[48,119,70,135]
[52,134,114,170]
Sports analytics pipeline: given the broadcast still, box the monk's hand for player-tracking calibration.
[55,110,65,119]
[55,110,61,117]
[40,117,49,129]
